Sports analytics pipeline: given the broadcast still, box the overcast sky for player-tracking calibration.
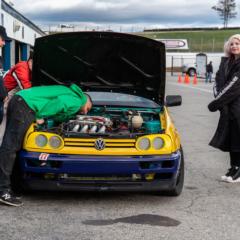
[10,0,240,31]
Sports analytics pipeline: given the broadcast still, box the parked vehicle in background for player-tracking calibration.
[182,63,196,76]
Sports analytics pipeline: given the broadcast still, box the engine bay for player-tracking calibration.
[36,107,163,138]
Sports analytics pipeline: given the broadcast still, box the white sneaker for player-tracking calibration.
[221,166,238,182]
[221,166,240,183]
[221,175,232,182]
[224,176,240,183]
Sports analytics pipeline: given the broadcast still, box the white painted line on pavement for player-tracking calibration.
[168,82,213,94]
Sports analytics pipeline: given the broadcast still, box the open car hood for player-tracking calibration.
[32,32,166,104]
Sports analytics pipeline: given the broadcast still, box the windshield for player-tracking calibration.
[87,92,160,108]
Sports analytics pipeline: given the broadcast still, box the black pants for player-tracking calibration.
[0,95,35,191]
[0,76,7,124]
[230,152,240,167]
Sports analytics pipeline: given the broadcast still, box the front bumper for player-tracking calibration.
[18,150,181,191]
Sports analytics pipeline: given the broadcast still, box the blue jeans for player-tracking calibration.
[206,72,212,83]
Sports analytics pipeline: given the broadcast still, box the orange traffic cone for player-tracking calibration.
[184,74,190,84]
[193,74,198,85]
[178,74,182,83]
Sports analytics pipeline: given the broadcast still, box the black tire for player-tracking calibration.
[166,147,184,196]
[155,147,184,197]
[187,68,196,77]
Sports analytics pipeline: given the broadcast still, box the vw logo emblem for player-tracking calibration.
[95,138,105,150]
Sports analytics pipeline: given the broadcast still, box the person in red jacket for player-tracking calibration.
[0,53,33,145]
[3,54,32,92]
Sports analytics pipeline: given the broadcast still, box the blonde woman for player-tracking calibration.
[209,34,240,182]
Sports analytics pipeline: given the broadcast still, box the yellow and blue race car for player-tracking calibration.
[13,32,184,196]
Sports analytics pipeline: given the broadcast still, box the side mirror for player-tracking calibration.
[165,95,182,107]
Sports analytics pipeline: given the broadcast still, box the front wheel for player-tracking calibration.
[187,68,196,77]
[167,147,184,196]
[156,147,184,197]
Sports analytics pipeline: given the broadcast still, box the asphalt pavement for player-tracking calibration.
[0,73,238,240]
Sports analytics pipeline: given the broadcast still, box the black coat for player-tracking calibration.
[206,63,213,73]
[208,57,240,151]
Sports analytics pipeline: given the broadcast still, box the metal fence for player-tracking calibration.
[166,52,223,78]
[167,56,195,76]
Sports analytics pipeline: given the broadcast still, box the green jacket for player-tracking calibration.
[16,84,87,122]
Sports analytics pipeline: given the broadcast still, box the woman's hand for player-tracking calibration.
[208,101,218,112]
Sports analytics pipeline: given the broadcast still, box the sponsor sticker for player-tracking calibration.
[39,153,49,161]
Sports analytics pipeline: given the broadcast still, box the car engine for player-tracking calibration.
[38,108,162,137]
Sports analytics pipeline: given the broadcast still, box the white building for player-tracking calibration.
[0,0,45,70]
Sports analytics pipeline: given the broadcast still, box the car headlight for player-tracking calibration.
[49,136,62,149]
[152,137,164,150]
[138,137,150,150]
[35,134,48,147]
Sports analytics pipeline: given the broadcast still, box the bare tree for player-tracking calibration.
[212,0,237,28]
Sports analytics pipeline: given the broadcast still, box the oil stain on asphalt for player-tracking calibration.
[83,214,181,227]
